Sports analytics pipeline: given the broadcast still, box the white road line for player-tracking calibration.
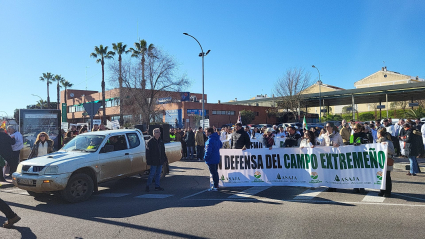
[135,194,173,199]
[96,193,131,198]
[228,186,271,199]
[293,188,326,200]
[361,191,385,203]
[181,189,209,199]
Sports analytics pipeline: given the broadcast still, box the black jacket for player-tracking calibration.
[284,133,301,147]
[0,131,15,161]
[403,128,422,157]
[146,137,168,166]
[185,130,195,147]
[231,128,251,149]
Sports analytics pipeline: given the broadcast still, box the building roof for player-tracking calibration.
[354,68,424,86]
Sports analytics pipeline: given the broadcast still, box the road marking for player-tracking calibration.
[392,193,425,202]
[228,186,271,199]
[181,189,209,199]
[96,193,131,198]
[362,191,385,203]
[1,188,29,195]
[135,194,173,199]
[293,188,325,200]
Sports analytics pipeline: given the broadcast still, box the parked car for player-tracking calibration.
[12,129,181,203]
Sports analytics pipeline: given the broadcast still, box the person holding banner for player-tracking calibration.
[320,122,343,192]
[283,126,301,147]
[300,131,315,148]
[231,123,250,150]
[377,128,395,197]
[204,128,222,191]
[262,128,274,150]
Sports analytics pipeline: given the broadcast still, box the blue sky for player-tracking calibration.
[1,0,424,118]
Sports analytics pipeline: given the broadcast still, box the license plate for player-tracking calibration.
[18,178,33,185]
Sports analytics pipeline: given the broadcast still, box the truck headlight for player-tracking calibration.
[16,164,23,173]
[44,166,59,175]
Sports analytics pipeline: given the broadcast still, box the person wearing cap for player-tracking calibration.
[231,123,250,150]
[401,123,420,176]
[262,128,274,150]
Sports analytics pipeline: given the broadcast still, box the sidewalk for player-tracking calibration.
[393,156,425,171]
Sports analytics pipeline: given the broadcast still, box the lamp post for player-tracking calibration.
[312,65,322,123]
[32,94,43,109]
[183,33,210,129]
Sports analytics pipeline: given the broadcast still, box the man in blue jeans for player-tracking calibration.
[146,128,168,192]
[204,128,223,191]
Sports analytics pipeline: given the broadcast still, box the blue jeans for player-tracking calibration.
[196,146,204,160]
[147,165,163,188]
[409,156,419,174]
[187,146,194,159]
[208,164,219,188]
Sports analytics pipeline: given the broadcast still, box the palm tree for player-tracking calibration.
[39,72,54,109]
[61,80,73,114]
[90,45,115,125]
[112,42,130,125]
[129,39,155,90]
[53,75,64,110]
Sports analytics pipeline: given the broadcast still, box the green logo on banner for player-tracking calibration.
[220,175,225,181]
[310,172,318,179]
[376,171,383,180]
[277,173,281,179]
[254,171,261,179]
[335,175,340,181]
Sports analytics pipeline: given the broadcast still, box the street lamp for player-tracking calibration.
[312,65,322,123]
[32,94,43,109]
[183,33,211,129]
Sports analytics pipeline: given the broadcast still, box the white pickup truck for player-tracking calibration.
[12,129,181,202]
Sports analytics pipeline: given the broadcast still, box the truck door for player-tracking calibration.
[126,132,147,174]
[98,134,131,181]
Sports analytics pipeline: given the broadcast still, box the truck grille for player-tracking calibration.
[22,166,45,173]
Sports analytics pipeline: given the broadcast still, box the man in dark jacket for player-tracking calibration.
[204,128,223,191]
[283,126,301,147]
[145,128,168,192]
[402,123,421,176]
[185,128,195,159]
[0,131,15,181]
[231,123,250,149]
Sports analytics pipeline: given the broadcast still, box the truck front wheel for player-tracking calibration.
[61,173,94,203]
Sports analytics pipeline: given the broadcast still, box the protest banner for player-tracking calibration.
[217,143,388,190]
[222,137,286,149]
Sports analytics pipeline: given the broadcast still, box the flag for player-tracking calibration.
[237,111,242,124]
[303,115,308,130]
[0,121,5,129]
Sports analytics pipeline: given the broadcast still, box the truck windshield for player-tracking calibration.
[61,135,105,153]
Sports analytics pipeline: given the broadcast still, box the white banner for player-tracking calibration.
[217,144,388,190]
[221,136,286,149]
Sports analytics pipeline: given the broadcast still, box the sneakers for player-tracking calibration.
[155,187,164,191]
[208,187,218,191]
[378,191,385,197]
[145,186,150,192]
[3,215,21,228]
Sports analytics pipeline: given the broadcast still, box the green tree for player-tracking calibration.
[358,112,375,121]
[112,42,130,125]
[39,72,54,109]
[405,106,425,119]
[129,39,155,90]
[53,75,64,110]
[240,110,256,125]
[90,45,115,125]
[61,80,73,114]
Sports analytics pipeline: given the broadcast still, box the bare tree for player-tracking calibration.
[109,47,189,126]
[274,68,311,122]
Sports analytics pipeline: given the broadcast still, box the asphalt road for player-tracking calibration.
[1,159,425,238]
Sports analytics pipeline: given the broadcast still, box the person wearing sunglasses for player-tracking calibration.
[28,132,54,159]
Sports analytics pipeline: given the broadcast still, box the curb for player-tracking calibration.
[393,163,425,171]
[0,182,15,189]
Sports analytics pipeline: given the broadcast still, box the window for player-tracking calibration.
[106,135,128,151]
[221,111,226,115]
[256,112,259,116]
[230,111,235,115]
[126,133,140,149]
[212,110,217,115]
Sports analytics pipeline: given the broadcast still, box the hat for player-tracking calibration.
[266,128,273,133]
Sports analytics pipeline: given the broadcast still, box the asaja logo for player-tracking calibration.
[310,172,318,180]
[220,175,225,181]
[376,171,383,180]
[335,175,340,181]
[254,171,261,179]
[277,173,281,179]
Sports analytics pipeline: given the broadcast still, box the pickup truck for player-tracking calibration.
[12,129,181,203]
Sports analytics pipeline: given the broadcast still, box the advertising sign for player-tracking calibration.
[181,92,190,101]
[19,109,62,157]
[217,144,388,190]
